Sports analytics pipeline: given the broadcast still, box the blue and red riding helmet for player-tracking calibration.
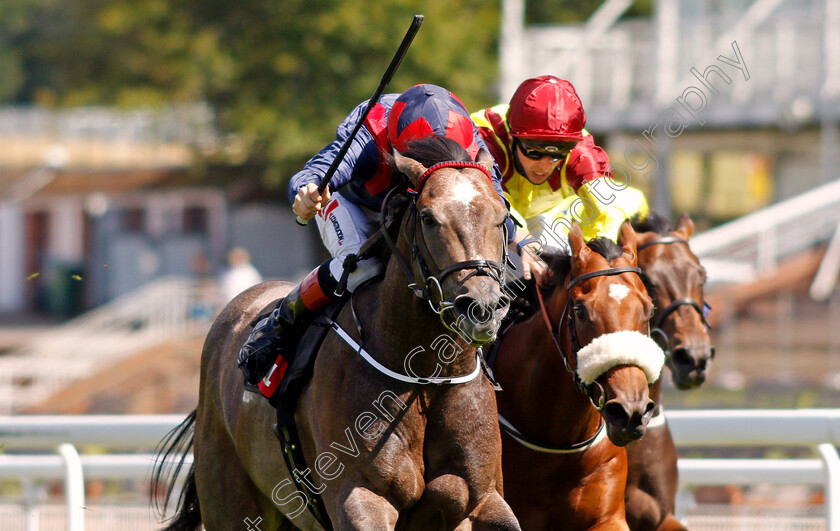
[387,84,480,159]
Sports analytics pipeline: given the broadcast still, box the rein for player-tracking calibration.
[534,265,642,407]
[381,161,508,334]
[497,264,645,455]
[328,160,507,387]
[637,237,712,357]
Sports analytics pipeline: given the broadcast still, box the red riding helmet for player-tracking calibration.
[387,84,479,158]
[506,75,586,142]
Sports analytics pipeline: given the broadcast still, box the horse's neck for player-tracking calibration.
[501,289,602,445]
[369,236,477,378]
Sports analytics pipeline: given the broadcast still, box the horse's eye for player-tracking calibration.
[573,304,587,320]
[421,212,437,227]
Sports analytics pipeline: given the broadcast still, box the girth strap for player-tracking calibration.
[272,407,333,530]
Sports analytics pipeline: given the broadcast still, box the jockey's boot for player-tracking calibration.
[238,267,335,385]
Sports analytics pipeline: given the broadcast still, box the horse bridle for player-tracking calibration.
[535,265,644,411]
[636,236,712,359]
[381,161,509,334]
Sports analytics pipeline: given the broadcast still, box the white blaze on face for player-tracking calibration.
[451,178,480,206]
[609,283,630,304]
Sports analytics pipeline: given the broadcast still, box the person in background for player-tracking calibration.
[220,247,263,303]
[472,75,649,284]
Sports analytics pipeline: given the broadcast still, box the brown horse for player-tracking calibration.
[493,222,665,530]
[623,213,714,531]
[154,138,521,530]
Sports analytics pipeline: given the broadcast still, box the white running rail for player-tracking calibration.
[0,276,220,413]
[1,410,839,530]
[690,178,840,285]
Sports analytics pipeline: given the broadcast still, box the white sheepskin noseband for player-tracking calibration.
[575,330,665,385]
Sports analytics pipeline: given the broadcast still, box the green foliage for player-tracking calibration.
[3,0,502,191]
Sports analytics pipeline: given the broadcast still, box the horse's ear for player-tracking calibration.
[393,149,427,188]
[618,219,637,264]
[476,148,495,176]
[673,212,695,240]
[569,222,590,262]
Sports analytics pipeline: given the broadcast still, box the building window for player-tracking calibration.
[183,206,207,234]
[121,208,145,233]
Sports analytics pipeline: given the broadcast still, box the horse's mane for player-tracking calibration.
[399,136,472,167]
[369,136,475,260]
[540,236,625,295]
[381,136,473,228]
[587,237,624,261]
[630,211,671,235]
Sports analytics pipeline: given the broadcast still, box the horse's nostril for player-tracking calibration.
[455,296,493,325]
[454,296,473,317]
[670,347,692,368]
[644,400,656,417]
[710,346,716,359]
[603,401,629,425]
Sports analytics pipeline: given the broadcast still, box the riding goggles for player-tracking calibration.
[516,139,577,161]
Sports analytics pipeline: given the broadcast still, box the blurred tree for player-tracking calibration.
[0,0,54,102]
[4,0,501,191]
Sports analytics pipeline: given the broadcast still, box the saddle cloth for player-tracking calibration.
[246,300,346,412]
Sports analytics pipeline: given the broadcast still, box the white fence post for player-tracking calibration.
[57,444,84,531]
[22,480,41,531]
[819,443,840,531]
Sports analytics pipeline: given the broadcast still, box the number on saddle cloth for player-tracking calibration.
[255,300,346,408]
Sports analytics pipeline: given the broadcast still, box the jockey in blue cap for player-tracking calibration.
[238,83,515,385]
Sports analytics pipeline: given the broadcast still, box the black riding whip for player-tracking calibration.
[296,14,424,225]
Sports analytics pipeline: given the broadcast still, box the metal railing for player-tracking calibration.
[689,177,840,285]
[0,105,217,146]
[501,0,840,130]
[1,410,839,530]
[0,277,221,413]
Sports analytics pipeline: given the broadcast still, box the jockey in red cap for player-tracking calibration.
[238,84,514,385]
[472,75,649,283]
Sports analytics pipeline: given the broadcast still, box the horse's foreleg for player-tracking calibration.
[625,484,663,531]
[455,491,521,531]
[655,514,688,531]
[335,485,399,530]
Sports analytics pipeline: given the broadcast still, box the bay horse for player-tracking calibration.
[623,213,713,531]
[155,137,521,530]
[493,221,665,530]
